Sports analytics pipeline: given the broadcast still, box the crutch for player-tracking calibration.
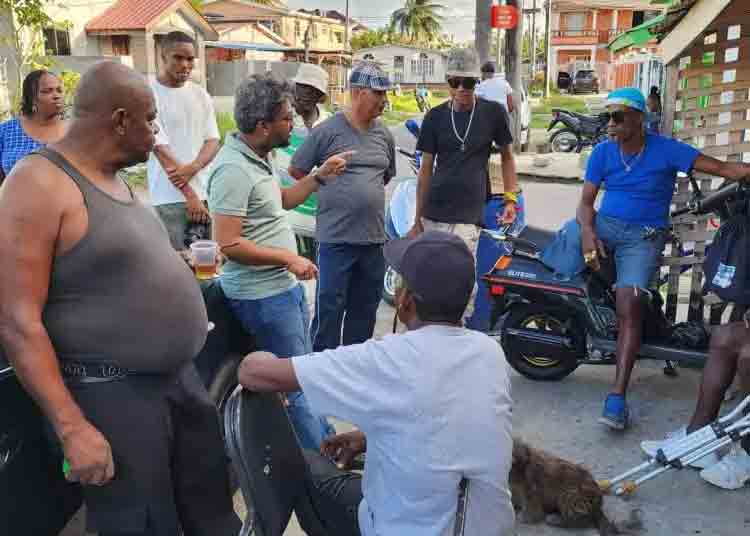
[598,394,750,496]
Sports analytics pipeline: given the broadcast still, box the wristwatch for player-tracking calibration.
[311,169,326,187]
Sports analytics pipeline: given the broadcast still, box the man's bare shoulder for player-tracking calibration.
[1,155,81,214]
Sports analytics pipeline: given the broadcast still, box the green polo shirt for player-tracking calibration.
[207,132,297,300]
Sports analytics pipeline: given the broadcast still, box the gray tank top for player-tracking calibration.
[39,148,208,373]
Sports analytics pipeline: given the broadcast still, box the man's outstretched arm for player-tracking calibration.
[238,351,301,392]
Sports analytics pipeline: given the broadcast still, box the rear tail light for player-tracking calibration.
[491,285,506,296]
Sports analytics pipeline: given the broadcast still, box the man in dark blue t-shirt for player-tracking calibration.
[579,87,750,431]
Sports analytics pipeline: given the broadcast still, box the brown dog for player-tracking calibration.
[511,438,618,535]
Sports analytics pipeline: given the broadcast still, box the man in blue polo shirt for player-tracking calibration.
[578,87,750,430]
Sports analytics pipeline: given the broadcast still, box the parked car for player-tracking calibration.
[570,70,600,94]
[556,71,571,92]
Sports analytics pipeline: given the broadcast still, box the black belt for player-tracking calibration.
[60,360,134,384]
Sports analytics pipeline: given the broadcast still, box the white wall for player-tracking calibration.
[354,45,447,85]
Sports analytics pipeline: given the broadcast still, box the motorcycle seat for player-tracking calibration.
[571,112,606,125]
[517,226,556,250]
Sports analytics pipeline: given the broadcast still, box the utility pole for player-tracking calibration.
[303,23,311,63]
[344,0,350,52]
[504,0,523,152]
[543,0,552,97]
[531,0,537,78]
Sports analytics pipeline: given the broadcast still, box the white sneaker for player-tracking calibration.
[700,445,750,490]
[640,427,721,469]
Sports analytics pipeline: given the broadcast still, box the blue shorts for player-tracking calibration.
[595,214,667,290]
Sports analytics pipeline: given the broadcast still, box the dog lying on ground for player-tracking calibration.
[511,438,618,535]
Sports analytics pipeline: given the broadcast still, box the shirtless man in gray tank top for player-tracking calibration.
[0,63,240,535]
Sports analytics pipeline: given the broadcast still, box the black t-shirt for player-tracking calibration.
[416,98,513,225]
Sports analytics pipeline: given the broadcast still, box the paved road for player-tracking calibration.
[60,127,750,535]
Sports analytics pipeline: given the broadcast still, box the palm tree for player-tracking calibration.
[390,0,445,44]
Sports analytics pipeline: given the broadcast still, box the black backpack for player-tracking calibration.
[703,206,750,305]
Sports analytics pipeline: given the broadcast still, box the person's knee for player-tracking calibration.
[615,288,641,325]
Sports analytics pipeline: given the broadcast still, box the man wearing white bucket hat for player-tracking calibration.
[292,63,330,131]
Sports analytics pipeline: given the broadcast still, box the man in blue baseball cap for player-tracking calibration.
[576,87,750,430]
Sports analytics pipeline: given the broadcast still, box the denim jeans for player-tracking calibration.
[228,284,334,449]
[312,243,386,352]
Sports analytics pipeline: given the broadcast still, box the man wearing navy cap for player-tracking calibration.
[578,87,750,430]
[237,230,515,536]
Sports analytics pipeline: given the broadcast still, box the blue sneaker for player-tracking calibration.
[598,394,629,430]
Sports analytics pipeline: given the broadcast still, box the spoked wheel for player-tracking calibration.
[383,264,398,306]
[550,128,581,153]
[500,304,582,381]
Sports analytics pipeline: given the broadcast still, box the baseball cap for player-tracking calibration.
[292,63,329,95]
[445,47,481,78]
[606,87,647,113]
[349,61,393,91]
[383,231,475,312]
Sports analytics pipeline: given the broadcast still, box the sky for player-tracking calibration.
[286,0,480,42]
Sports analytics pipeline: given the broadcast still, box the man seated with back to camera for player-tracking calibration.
[238,230,515,536]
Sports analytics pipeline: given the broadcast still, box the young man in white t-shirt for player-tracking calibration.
[148,31,220,250]
[238,231,515,536]
[476,61,514,115]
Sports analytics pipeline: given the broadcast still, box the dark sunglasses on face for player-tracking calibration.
[447,77,479,90]
[603,110,627,124]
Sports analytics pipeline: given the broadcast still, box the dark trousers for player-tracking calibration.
[312,243,386,352]
[302,451,363,536]
[67,363,241,536]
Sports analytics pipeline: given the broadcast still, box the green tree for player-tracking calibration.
[389,0,445,44]
[0,0,56,108]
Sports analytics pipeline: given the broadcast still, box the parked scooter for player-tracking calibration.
[548,108,608,153]
[482,178,747,381]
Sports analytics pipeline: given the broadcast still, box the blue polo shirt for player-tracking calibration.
[585,134,700,227]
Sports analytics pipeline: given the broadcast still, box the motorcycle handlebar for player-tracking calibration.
[671,182,741,218]
[397,147,416,160]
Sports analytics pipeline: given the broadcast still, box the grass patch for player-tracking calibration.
[382,110,419,126]
[122,167,147,190]
[532,94,588,115]
[531,114,552,130]
[216,112,237,143]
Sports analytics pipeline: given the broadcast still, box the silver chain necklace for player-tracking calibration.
[620,138,646,173]
[451,98,476,152]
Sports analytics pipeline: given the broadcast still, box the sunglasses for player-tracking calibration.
[602,111,627,124]
[447,78,479,90]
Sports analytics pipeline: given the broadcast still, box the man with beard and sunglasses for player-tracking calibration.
[409,47,519,323]
[577,87,750,430]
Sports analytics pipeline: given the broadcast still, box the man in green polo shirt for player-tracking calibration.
[207,74,352,449]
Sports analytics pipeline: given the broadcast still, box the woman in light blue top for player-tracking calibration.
[0,70,66,183]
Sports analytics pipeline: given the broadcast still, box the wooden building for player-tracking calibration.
[656,0,750,323]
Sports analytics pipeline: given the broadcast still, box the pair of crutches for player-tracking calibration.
[599,395,750,496]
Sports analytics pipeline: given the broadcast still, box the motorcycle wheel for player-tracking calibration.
[550,128,581,153]
[209,355,243,492]
[500,304,582,381]
[383,264,398,306]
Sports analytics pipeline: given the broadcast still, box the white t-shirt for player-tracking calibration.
[293,325,515,536]
[476,77,513,113]
[147,79,220,206]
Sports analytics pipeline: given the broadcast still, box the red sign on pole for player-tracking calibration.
[491,5,519,29]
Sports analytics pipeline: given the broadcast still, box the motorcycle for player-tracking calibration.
[482,177,747,382]
[548,108,608,153]
[383,120,528,332]
[0,279,253,534]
